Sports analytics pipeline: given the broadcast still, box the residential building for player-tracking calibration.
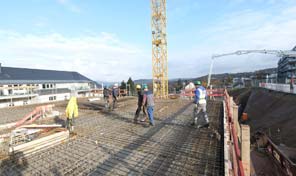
[278,46,296,83]
[0,63,96,108]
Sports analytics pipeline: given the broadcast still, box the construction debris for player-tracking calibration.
[9,129,69,156]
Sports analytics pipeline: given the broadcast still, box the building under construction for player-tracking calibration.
[278,46,296,83]
[0,0,296,175]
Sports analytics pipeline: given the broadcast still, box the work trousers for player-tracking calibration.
[193,103,208,124]
[134,105,147,121]
[147,106,154,125]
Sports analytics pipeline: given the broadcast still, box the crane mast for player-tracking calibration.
[151,0,168,98]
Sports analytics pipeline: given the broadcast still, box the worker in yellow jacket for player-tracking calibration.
[65,97,78,132]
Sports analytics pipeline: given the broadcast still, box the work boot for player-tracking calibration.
[140,118,147,122]
[149,122,155,126]
[198,123,209,129]
[191,122,196,126]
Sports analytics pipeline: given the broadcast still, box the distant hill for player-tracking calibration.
[102,67,277,88]
[134,79,152,84]
[172,67,277,83]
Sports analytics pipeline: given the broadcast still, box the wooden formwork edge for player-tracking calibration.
[9,130,69,156]
[223,101,231,176]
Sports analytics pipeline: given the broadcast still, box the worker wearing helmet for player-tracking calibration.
[141,85,155,126]
[134,84,147,123]
[192,81,209,128]
[112,84,119,110]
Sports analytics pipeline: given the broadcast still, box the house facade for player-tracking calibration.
[0,64,96,108]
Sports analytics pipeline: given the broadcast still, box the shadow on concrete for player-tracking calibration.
[0,152,28,176]
[81,102,105,111]
[100,110,149,128]
[54,116,66,127]
[143,101,224,175]
[88,102,192,175]
[50,165,62,176]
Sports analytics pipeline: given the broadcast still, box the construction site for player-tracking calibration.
[1,0,296,176]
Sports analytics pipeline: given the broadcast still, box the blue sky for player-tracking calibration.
[1,0,296,81]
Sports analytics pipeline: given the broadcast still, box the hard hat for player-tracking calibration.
[143,85,148,89]
[194,81,201,86]
[114,83,118,87]
[136,85,141,89]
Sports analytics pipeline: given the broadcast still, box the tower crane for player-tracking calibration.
[207,49,296,87]
[151,0,168,98]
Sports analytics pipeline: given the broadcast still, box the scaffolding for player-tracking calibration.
[151,0,168,98]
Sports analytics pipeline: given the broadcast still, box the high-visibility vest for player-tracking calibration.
[66,97,78,119]
[198,88,207,104]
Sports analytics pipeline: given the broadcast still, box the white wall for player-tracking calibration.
[0,99,30,108]
[12,89,27,95]
[259,83,296,94]
[31,93,71,104]
[55,83,90,90]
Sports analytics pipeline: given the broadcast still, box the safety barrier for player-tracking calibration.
[207,88,225,97]
[224,89,246,176]
[15,104,54,127]
[180,88,225,98]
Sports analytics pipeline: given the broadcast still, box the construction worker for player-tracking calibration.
[65,96,78,133]
[112,83,119,110]
[191,80,209,128]
[103,86,110,109]
[141,85,155,126]
[134,84,147,123]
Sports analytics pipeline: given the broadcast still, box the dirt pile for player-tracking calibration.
[243,88,296,148]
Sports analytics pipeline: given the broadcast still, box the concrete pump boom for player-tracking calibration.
[207,49,296,87]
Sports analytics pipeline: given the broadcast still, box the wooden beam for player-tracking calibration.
[241,124,250,176]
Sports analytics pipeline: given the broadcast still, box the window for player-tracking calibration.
[49,96,57,101]
[42,84,46,89]
[47,84,50,89]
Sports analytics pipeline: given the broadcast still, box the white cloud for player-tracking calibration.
[0,31,150,82]
[170,4,296,78]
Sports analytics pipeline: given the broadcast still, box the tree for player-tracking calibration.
[127,77,135,95]
[120,80,126,89]
[176,78,183,91]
